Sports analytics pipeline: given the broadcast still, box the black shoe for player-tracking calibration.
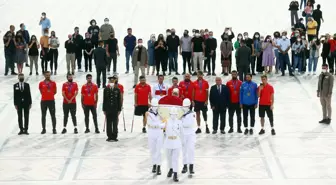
[228,128,234,133]
[271,129,276,135]
[95,129,100,134]
[212,130,217,134]
[182,72,186,75]
[189,164,195,174]
[11,72,17,75]
[18,130,24,135]
[173,172,179,182]
[24,130,29,135]
[207,73,211,76]
[168,72,171,75]
[26,63,30,67]
[289,73,294,76]
[220,130,225,134]
[113,138,119,142]
[205,126,210,134]
[212,72,216,76]
[36,72,39,75]
[249,129,253,135]
[167,168,173,177]
[181,164,188,174]
[259,129,265,135]
[244,129,248,135]
[195,128,201,134]
[85,128,90,133]
[192,72,197,76]
[61,128,67,134]
[152,165,157,173]
[41,129,46,134]
[156,165,161,175]
[29,72,32,75]
[133,85,136,88]
[106,138,113,142]
[53,129,57,134]
[237,128,242,133]
[326,118,331,124]
[176,72,180,75]
[74,128,78,134]
[163,72,166,76]
[142,127,147,133]
[103,85,106,88]
[319,119,327,123]
[252,73,256,75]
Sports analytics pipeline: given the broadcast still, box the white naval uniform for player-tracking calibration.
[165,118,183,172]
[147,110,165,165]
[181,111,196,165]
[152,83,168,100]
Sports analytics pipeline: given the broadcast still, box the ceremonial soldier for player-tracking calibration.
[146,98,164,175]
[14,73,32,135]
[181,98,196,175]
[81,74,100,133]
[152,74,168,100]
[103,76,122,142]
[165,107,183,182]
[61,74,78,134]
[107,75,124,125]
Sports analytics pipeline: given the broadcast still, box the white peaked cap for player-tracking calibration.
[170,107,179,115]
[151,98,159,107]
[173,88,179,93]
[183,98,191,107]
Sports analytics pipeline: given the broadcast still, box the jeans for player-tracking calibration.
[168,52,178,72]
[182,51,192,73]
[41,100,56,129]
[293,55,302,72]
[49,48,58,71]
[63,103,77,127]
[125,50,133,72]
[83,105,98,129]
[274,49,280,71]
[41,48,49,73]
[107,53,117,72]
[300,0,306,9]
[279,53,293,74]
[308,57,318,72]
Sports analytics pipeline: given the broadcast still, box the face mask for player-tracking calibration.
[92,22,96,26]
[109,83,114,88]
[151,37,156,41]
[19,78,24,82]
[44,33,49,36]
[238,36,242,39]
[138,43,143,46]
[68,79,73,82]
[260,37,264,41]
[322,69,327,73]
[227,31,232,35]
[196,33,200,37]
[244,35,248,39]
[297,39,301,42]
[282,36,286,39]
[209,36,213,39]
[166,32,171,36]
[255,35,259,38]
[42,16,45,19]
[104,21,109,24]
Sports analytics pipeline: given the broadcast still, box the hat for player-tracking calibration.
[183,98,191,107]
[107,74,118,79]
[151,98,159,107]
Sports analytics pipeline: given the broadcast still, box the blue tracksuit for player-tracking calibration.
[239,81,258,105]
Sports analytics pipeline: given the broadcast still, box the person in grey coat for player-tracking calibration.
[132,39,148,87]
[317,64,334,124]
[236,40,251,81]
[100,18,115,44]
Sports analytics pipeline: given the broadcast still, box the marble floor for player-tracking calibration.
[1,0,336,184]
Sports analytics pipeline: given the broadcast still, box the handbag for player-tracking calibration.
[302,11,306,16]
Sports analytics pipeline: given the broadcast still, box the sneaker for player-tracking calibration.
[52,129,57,134]
[142,127,147,133]
[228,128,234,133]
[84,128,90,133]
[249,129,254,135]
[212,130,217,134]
[271,129,276,135]
[74,128,78,134]
[95,129,100,134]
[205,126,210,134]
[61,128,67,134]
[237,128,242,133]
[319,119,327,123]
[244,129,248,135]
[41,129,46,134]
[258,129,265,135]
[195,128,201,134]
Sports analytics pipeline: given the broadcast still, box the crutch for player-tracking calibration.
[122,108,126,131]
[131,113,135,133]
[103,116,106,132]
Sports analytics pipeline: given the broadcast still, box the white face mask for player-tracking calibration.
[42,15,45,19]
[238,36,242,39]
[109,83,114,88]
[255,35,259,38]
[104,21,109,24]
[92,22,96,26]
[244,35,248,38]
[196,33,201,37]
[282,36,286,39]
[44,33,49,36]
[260,37,264,41]
[322,69,327,73]
[138,43,143,46]
[151,37,156,41]
[297,39,301,42]
[166,32,171,36]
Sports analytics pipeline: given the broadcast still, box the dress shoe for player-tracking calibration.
[18,130,24,135]
[24,130,29,135]
[61,128,67,134]
[156,165,161,175]
[220,130,225,134]
[205,126,210,134]
[249,129,253,135]
[152,165,157,173]
[113,138,118,142]
[85,128,90,133]
[228,128,234,133]
[325,118,331,124]
[244,129,248,135]
[95,129,100,134]
[212,130,217,134]
[271,129,276,135]
[319,119,327,123]
[53,129,57,134]
[74,128,78,134]
[142,127,147,133]
[181,164,188,173]
[258,129,265,135]
[189,164,195,174]
[173,172,179,182]
[195,128,201,134]
[237,128,242,133]
[41,129,46,134]
[167,168,173,177]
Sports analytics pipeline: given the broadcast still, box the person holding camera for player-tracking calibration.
[258,75,275,135]
[39,12,51,35]
[65,34,76,75]
[262,35,275,73]
[307,17,318,42]
[3,25,17,75]
[308,37,321,74]
[155,35,167,75]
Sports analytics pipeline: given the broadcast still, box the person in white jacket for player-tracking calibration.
[145,98,164,175]
[181,98,196,175]
[165,107,183,182]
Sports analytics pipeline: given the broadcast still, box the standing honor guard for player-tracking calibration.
[146,98,164,175]
[14,73,32,135]
[81,74,100,133]
[39,71,57,134]
[61,73,78,134]
[181,98,196,175]
[165,107,183,182]
[103,76,122,142]
[152,74,168,100]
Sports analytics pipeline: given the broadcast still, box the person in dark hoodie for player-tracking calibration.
[94,40,107,88]
[84,32,94,72]
[166,28,180,75]
[72,27,84,72]
[87,19,100,48]
[205,31,217,76]
[289,1,299,27]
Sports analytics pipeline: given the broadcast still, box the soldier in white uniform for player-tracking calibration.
[165,107,183,182]
[145,98,164,175]
[180,98,196,175]
[152,74,168,100]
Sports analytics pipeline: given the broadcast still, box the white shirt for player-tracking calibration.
[181,111,196,135]
[19,82,24,91]
[165,118,183,149]
[152,83,168,100]
[147,110,165,136]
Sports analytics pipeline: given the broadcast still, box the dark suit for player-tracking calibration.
[103,86,122,139]
[94,47,107,87]
[236,46,251,81]
[13,82,32,132]
[209,84,230,131]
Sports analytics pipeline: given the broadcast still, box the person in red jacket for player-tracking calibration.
[61,73,79,134]
[179,73,194,101]
[192,71,209,134]
[81,74,100,134]
[39,71,57,134]
[226,70,243,133]
[168,76,183,98]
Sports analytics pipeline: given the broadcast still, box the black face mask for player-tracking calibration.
[19,78,24,82]
[68,79,73,82]
[110,34,114,38]
[171,32,175,36]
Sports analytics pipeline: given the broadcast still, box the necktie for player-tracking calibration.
[218,85,221,94]
[20,83,23,91]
